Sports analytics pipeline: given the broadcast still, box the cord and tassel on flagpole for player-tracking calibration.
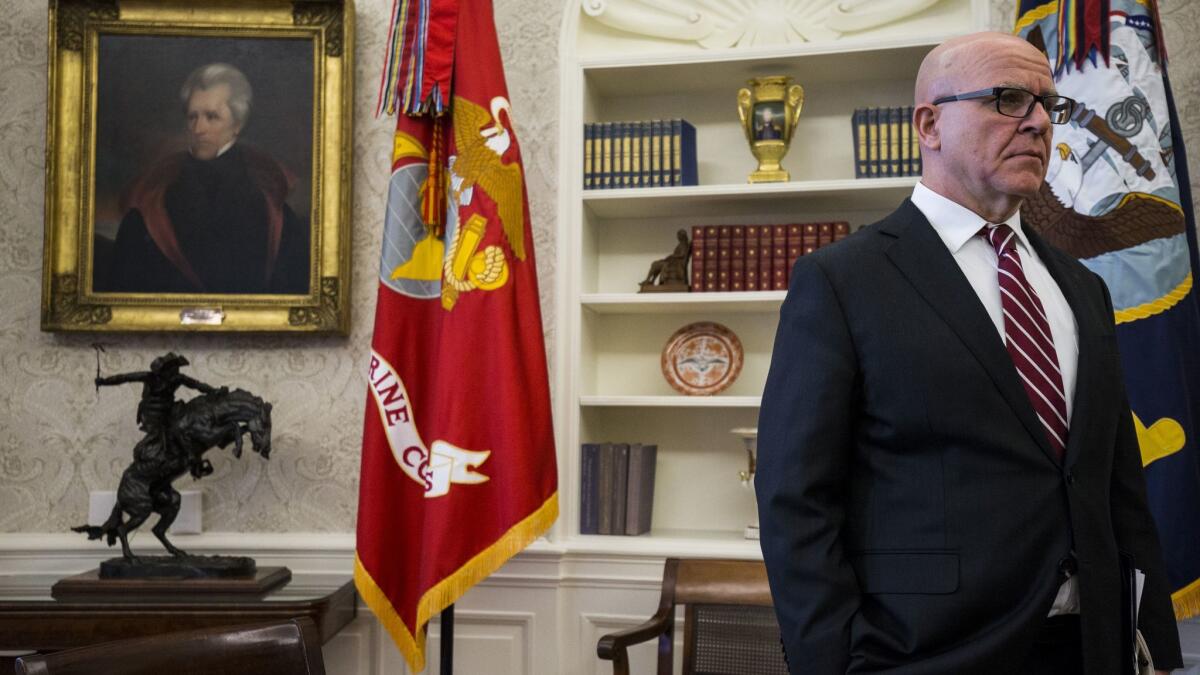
[377,0,455,235]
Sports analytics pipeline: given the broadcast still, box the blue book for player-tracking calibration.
[597,442,616,534]
[600,122,613,189]
[888,107,902,177]
[650,119,664,187]
[624,443,657,535]
[580,443,601,534]
[633,119,643,187]
[672,119,698,186]
[639,120,652,188]
[613,122,625,189]
[665,119,677,186]
[866,108,879,178]
[583,123,595,189]
[612,443,630,536]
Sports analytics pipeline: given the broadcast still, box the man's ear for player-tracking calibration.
[913,103,940,152]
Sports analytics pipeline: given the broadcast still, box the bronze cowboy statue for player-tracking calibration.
[75,353,272,563]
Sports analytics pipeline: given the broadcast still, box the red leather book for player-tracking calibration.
[730,225,747,292]
[772,224,788,290]
[800,223,818,258]
[703,225,720,293]
[717,225,733,291]
[833,221,850,242]
[787,223,803,265]
[818,221,834,249]
[690,225,706,291]
[744,225,760,291]
[759,225,773,292]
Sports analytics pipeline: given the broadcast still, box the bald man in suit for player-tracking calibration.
[756,32,1181,674]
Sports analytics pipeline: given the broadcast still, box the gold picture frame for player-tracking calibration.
[42,0,353,333]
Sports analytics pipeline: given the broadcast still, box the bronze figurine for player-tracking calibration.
[75,352,272,566]
[639,228,691,293]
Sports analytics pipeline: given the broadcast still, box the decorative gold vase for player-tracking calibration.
[737,76,804,183]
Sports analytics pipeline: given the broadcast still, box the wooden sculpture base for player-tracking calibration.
[51,565,291,602]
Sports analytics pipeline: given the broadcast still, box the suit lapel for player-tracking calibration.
[880,200,1061,465]
[1024,226,1098,469]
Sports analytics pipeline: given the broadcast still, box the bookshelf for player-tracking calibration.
[580,395,762,408]
[581,291,786,314]
[555,0,988,558]
[582,177,920,218]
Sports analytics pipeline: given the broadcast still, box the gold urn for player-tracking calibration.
[737,76,804,183]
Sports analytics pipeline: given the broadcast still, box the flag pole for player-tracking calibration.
[440,604,454,674]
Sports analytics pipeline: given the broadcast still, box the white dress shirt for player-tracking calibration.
[910,182,1081,615]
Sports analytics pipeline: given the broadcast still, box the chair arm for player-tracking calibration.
[597,609,672,661]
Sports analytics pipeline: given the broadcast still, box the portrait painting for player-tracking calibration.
[42,0,352,333]
[91,36,314,296]
[753,101,786,142]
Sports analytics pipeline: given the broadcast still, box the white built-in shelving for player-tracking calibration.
[554,0,988,558]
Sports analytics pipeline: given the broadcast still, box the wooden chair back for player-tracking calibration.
[14,617,325,675]
[598,557,787,675]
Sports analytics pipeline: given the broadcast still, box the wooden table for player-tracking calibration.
[0,572,356,671]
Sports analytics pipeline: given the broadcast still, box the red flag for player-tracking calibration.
[355,0,558,669]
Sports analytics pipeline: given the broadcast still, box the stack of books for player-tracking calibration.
[580,442,658,536]
[690,223,850,292]
[851,107,922,178]
[583,119,698,190]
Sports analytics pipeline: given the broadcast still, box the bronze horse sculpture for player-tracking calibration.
[75,388,272,562]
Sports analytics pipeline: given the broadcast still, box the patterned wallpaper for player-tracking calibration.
[0,0,1196,533]
[0,0,562,534]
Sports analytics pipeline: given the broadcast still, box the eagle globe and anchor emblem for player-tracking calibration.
[382,95,525,308]
[371,94,529,497]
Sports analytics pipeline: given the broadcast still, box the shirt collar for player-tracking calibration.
[910,182,1032,255]
[189,140,237,160]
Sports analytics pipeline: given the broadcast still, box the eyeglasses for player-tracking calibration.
[932,87,1076,125]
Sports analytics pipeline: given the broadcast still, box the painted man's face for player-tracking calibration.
[186,84,240,160]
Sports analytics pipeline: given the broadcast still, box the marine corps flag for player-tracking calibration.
[356,0,558,669]
[1016,0,1200,618]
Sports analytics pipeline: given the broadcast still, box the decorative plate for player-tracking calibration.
[661,321,744,395]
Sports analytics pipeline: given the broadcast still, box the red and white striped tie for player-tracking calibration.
[982,224,1069,458]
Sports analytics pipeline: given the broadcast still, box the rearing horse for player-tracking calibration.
[75,389,272,561]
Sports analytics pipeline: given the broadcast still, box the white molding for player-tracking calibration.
[557,0,586,558]
[321,616,376,675]
[0,533,739,584]
[576,32,951,69]
[429,609,537,675]
[0,533,563,581]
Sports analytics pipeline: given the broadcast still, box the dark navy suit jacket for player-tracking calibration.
[756,200,1182,673]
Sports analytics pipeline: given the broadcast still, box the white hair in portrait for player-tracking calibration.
[180,62,253,127]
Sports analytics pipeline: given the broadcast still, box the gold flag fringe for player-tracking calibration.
[355,491,559,671]
[1173,576,1200,620]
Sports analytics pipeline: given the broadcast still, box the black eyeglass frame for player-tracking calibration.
[931,87,1076,124]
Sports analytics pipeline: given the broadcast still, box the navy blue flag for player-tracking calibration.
[1016,0,1200,618]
